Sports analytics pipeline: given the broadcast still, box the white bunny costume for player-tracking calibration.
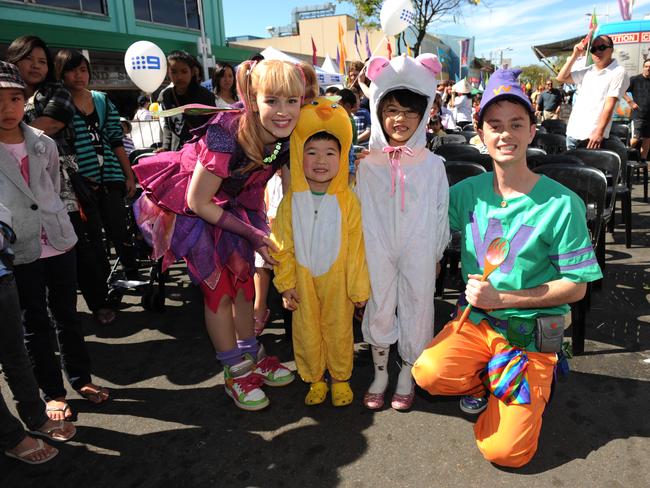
[356,54,450,376]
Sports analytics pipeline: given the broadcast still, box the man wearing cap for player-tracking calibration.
[557,35,629,149]
[623,59,650,161]
[536,80,563,121]
[412,69,602,468]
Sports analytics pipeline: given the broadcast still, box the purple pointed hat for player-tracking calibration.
[478,68,533,122]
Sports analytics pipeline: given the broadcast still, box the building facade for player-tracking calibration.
[0,0,254,114]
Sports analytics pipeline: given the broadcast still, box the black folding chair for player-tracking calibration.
[568,148,631,248]
[435,162,487,298]
[527,153,584,170]
[541,119,567,135]
[612,121,648,202]
[526,147,547,160]
[610,122,630,145]
[440,133,468,145]
[443,161,486,186]
[531,132,567,155]
[461,130,478,142]
[435,143,480,160]
[533,164,607,355]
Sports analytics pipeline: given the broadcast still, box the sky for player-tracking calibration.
[223,0,650,67]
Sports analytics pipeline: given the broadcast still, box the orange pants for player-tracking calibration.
[412,317,557,468]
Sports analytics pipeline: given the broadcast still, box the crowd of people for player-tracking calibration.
[2,32,639,468]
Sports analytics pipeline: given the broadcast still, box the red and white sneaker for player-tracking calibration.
[246,347,294,387]
[224,359,269,411]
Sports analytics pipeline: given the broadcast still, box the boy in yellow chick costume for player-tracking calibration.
[271,97,370,407]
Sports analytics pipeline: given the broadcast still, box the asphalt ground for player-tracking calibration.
[2,184,649,488]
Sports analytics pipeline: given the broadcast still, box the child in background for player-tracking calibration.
[356,55,449,411]
[0,61,109,420]
[426,115,447,152]
[272,97,369,406]
[158,50,216,152]
[337,88,359,184]
[120,117,135,156]
[133,60,311,411]
[0,202,76,464]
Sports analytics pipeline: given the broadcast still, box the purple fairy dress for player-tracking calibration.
[132,110,288,308]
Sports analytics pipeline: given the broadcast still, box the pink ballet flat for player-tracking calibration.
[391,386,415,411]
[363,391,386,410]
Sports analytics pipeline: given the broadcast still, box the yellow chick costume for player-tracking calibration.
[271,97,370,387]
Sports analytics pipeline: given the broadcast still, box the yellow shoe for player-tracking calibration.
[305,381,329,405]
[331,381,353,407]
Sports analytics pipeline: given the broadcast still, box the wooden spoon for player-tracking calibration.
[457,237,510,332]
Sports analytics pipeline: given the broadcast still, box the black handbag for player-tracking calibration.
[69,170,99,209]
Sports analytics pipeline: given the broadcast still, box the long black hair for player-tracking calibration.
[166,50,201,89]
[5,35,57,85]
[211,61,237,100]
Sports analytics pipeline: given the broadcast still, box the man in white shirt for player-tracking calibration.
[557,35,629,150]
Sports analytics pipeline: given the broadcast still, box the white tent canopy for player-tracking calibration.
[321,55,339,75]
[259,46,344,87]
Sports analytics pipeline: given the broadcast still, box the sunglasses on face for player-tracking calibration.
[590,44,612,54]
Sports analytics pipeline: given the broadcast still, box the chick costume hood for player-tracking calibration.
[355,54,450,364]
[271,97,370,383]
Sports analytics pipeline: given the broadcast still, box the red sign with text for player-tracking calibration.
[610,32,641,44]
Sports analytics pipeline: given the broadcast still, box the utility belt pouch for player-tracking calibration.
[506,316,536,349]
[534,315,565,353]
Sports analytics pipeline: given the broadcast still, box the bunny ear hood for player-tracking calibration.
[289,96,353,194]
[366,54,442,151]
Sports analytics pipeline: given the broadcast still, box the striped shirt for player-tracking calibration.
[71,91,125,182]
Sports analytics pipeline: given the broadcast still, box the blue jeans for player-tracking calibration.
[0,274,49,450]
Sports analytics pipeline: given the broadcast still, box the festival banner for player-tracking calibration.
[338,21,348,74]
[354,21,363,60]
[365,30,372,59]
[460,38,470,67]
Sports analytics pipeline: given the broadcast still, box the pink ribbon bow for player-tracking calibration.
[382,145,414,211]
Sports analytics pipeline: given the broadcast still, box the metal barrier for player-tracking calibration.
[130,119,163,149]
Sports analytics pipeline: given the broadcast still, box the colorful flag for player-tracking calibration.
[336,46,340,73]
[365,30,372,59]
[460,38,470,67]
[354,21,363,59]
[584,9,598,66]
[311,36,317,66]
[618,0,633,21]
[338,21,348,75]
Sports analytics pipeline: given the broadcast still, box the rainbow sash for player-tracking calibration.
[481,346,531,405]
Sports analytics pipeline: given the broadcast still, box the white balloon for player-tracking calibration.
[124,41,167,93]
[380,0,415,37]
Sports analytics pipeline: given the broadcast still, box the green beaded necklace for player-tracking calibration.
[263,142,283,165]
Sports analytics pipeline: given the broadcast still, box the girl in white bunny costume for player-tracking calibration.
[356,54,449,411]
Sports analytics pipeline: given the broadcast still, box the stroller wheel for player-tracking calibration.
[142,290,165,313]
[107,288,124,306]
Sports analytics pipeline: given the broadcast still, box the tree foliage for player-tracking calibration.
[339,0,480,55]
[519,64,553,86]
